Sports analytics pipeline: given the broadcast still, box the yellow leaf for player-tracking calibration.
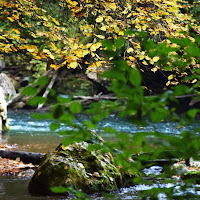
[27,45,38,53]
[85,33,91,37]
[7,17,14,22]
[100,26,106,31]
[168,75,174,80]
[96,35,105,39]
[90,42,101,51]
[12,28,20,34]
[49,42,57,51]
[82,50,90,56]
[131,64,136,68]
[110,3,117,10]
[96,61,101,67]
[52,17,60,26]
[69,62,78,69]
[151,67,159,73]
[0,36,6,40]
[152,56,160,62]
[166,81,170,86]
[119,31,124,36]
[127,13,132,18]
[142,25,147,30]
[96,16,104,23]
[113,25,119,33]
[145,56,151,60]
[89,63,96,68]
[171,81,179,85]
[127,48,134,53]
[49,53,54,59]
[139,55,145,60]
[191,79,197,83]
[50,64,59,70]
[142,60,148,65]
[129,56,135,61]
[43,49,50,53]
[61,145,68,150]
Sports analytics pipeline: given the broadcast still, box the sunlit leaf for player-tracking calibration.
[96,16,104,23]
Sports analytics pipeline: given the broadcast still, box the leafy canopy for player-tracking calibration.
[0,0,199,80]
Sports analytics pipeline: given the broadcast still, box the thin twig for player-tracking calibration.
[37,71,58,110]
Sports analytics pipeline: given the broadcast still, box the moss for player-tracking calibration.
[29,141,127,195]
[55,74,98,97]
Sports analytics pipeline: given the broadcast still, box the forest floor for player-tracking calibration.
[0,144,35,175]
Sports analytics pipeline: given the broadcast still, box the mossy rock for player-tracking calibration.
[55,74,98,97]
[28,141,124,195]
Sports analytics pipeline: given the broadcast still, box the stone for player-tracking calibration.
[87,65,111,90]
[0,87,8,133]
[0,73,16,132]
[28,141,124,195]
[0,59,5,69]
[0,73,16,101]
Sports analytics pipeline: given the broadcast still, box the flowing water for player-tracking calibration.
[0,110,200,200]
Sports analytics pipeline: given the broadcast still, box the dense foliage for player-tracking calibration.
[1,0,200,199]
[0,1,199,83]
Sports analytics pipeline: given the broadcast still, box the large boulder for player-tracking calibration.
[28,141,125,195]
[0,73,16,100]
[0,73,16,132]
[0,87,9,132]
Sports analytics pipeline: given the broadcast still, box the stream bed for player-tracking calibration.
[0,110,200,200]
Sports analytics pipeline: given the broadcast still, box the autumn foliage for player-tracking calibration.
[0,0,199,86]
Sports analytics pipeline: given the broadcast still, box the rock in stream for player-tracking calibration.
[28,140,128,195]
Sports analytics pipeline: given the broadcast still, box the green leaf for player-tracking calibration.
[49,89,56,96]
[69,102,82,114]
[83,120,96,129]
[141,39,157,51]
[150,108,168,122]
[52,104,65,119]
[27,96,47,106]
[101,40,113,50]
[21,86,38,96]
[187,109,200,118]
[104,50,118,57]
[173,85,190,96]
[57,95,72,104]
[50,122,60,131]
[31,113,49,120]
[37,76,49,87]
[112,58,129,70]
[50,186,69,193]
[103,126,117,133]
[129,68,141,86]
[115,36,124,49]
[124,29,135,35]
[75,190,86,198]
[102,70,127,83]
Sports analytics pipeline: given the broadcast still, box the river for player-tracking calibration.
[0,110,200,200]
